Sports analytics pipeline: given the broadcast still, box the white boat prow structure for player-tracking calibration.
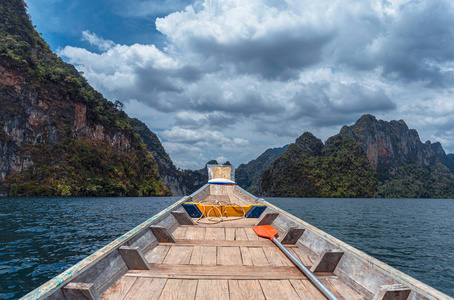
[22,164,452,299]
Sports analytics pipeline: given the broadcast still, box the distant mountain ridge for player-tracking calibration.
[236,145,289,194]
[131,118,207,195]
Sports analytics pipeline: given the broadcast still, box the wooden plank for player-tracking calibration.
[217,246,242,266]
[249,247,270,266]
[240,247,253,266]
[124,278,166,300]
[229,280,265,300]
[190,245,202,265]
[171,227,188,239]
[144,245,170,264]
[189,218,258,227]
[321,278,365,300]
[163,246,193,265]
[126,264,308,280]
[205,227,225,240]
[185,227,205,240]
[263,247,292,267]
[201,246,217,265]
[244,227,260,241]
[190,245,217,265]
[118,246,151,270]
[150,226,176,243]
[163,239,275,247]
[259,280,301,299]
[159,279,198,299]
[235,228,248,240]
[290,279,326,300]
[281,228,305,245]
[196,280,229,300]
[372,284,411,300]
[310,250,344,273]
[288,247,314,267]
[256,213,279,225]
[172,211,195,225]
[62,282,101,300]
[225,227,235,241]
[101,276,136,300]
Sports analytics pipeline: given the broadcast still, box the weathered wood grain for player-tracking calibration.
[256,213,279,226]
[248,247,269,267]
[162,239,275,247]
[217,246,242,266]
[372,284,411,300]
[172,211,195,225]
[144,245,170,264]
[229,280,265,300]
[289,279,325,300]
[196,280,229,300]
[150,226,176,243]
[101,276,136,300]
[162,246,193,265]
[310,250,344,273]
[126,264,308,280]
[62,282,101,300]
[205,227,225,240]
[259,280,301,299]
[280,228,305,245]
[118,246,151,271]
[123,278,166,300]
[159,279,198,299]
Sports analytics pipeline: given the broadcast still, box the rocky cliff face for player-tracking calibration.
[0,0,169,196]
[130,118,207,195]
[339,114,450,179]
[261,132,378,197]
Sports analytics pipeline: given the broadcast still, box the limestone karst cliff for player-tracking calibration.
[255,115,454,198]
[260,132,378,198]
[0,0,170,196]
[339,115,454,197]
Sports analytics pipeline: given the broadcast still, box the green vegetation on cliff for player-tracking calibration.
[236,145,288,194]
[261,133,377,197]
[6,139,169,196]
[0,0,170,196]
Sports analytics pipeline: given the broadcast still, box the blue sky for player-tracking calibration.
[25,0,454,169]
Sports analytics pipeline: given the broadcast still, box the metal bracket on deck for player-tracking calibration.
[372,284,411,300]
[62,282,101,300]
[310,250,344,273]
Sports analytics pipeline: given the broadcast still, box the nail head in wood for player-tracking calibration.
[256,212,279,226]
[310,250,344,273]
[150,225,177,243]
[172,211,195,225]
[62,282,101,300]
[280,227,305,245]
[372,284,411,300]
[119,246,151,270]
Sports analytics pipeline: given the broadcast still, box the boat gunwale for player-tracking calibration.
[20,196,190,300]
[261,199,452,300]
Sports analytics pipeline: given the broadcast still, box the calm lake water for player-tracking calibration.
[0,197,453,299]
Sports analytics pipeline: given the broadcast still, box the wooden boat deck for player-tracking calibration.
[102,218,365,300]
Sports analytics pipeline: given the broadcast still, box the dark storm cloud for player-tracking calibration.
[188,30,334,80]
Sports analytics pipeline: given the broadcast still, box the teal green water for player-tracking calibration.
[0,197,453,299]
